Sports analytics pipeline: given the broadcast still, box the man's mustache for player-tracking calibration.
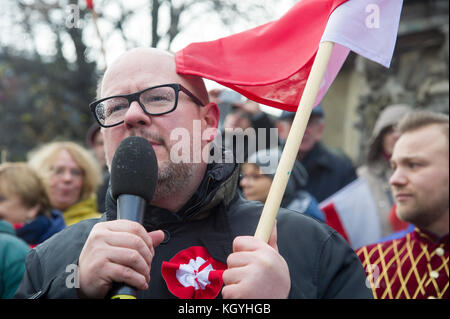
[128,130,166,148]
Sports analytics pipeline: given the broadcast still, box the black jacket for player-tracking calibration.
[15,159,371,299]
[300,142,358,202]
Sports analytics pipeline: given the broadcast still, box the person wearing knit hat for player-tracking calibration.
[357,104,413,237]
[240,148,324,222]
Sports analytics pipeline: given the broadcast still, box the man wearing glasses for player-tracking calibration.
[15,48,371,299]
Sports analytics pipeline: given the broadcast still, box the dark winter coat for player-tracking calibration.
[300,142,357,203]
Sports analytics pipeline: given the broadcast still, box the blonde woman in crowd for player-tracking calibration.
[28,141,102,226]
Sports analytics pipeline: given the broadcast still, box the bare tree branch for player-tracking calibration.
[150,0,161,47]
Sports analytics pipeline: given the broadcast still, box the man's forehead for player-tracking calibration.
[102,49,178,91]
[242,163,262,174]
[112,47,175,69]
[398,125,447,145]
[101,48,207,101]
[393,126,449,160]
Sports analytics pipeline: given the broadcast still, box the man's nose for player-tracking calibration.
[240,176,249,187]
[123,101,151,128]
[389,168,407,187]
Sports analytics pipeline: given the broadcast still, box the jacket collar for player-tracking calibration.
[413,228,449,247]
[301,142,332,170]
[105,155,239,231]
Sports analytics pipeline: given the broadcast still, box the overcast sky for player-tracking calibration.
[1,0,294,114]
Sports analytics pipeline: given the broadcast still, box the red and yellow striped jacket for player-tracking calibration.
[357,228,449,299]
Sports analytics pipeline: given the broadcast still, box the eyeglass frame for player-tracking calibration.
[89,83,205,128]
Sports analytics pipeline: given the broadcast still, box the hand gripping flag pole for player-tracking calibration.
[254,41,335,242]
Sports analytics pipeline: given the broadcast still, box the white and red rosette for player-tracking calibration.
[161,246,227,299]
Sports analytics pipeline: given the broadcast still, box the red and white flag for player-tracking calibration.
[161,246,227,299]
[176,0,403,111]
[319,178,382,250]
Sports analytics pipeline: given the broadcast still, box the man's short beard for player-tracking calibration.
[153,160,195,201]
[400,202,448,229]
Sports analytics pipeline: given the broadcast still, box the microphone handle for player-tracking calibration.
[110,194,146,300]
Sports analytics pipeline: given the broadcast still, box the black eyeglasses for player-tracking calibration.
[89,83,205,128]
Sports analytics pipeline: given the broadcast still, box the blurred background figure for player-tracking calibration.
[86,123,109,213]
[86,123,106,170]
[0,163,32,299]
[209,88,242,131]
[0,220,29,299]
[207,88,222,105]
[221,97,277,162]
[357,104,413,237]
[28,141,102,226]
[240,148,324,222]
[276,105,357,203]
[0,162,65,248]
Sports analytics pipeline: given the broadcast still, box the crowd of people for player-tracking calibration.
[0,47,448,300]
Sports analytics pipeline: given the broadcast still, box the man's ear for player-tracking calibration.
[201,102,220,143]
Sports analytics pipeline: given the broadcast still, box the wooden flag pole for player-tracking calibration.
[254,41,335,242]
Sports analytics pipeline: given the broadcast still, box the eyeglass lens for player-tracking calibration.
[95,86,177,126]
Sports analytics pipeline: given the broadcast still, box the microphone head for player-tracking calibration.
[110,136,158,203]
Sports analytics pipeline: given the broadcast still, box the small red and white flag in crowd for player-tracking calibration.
[176,0,403,111]
[161,246,227,299]
[319,178,382,250]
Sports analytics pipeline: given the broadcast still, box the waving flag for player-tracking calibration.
[320,178,382,250]
[176,0,403,111]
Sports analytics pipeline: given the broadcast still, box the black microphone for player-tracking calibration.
[109,136,158,299]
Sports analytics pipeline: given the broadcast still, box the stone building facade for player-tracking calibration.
[321,0,449,165]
